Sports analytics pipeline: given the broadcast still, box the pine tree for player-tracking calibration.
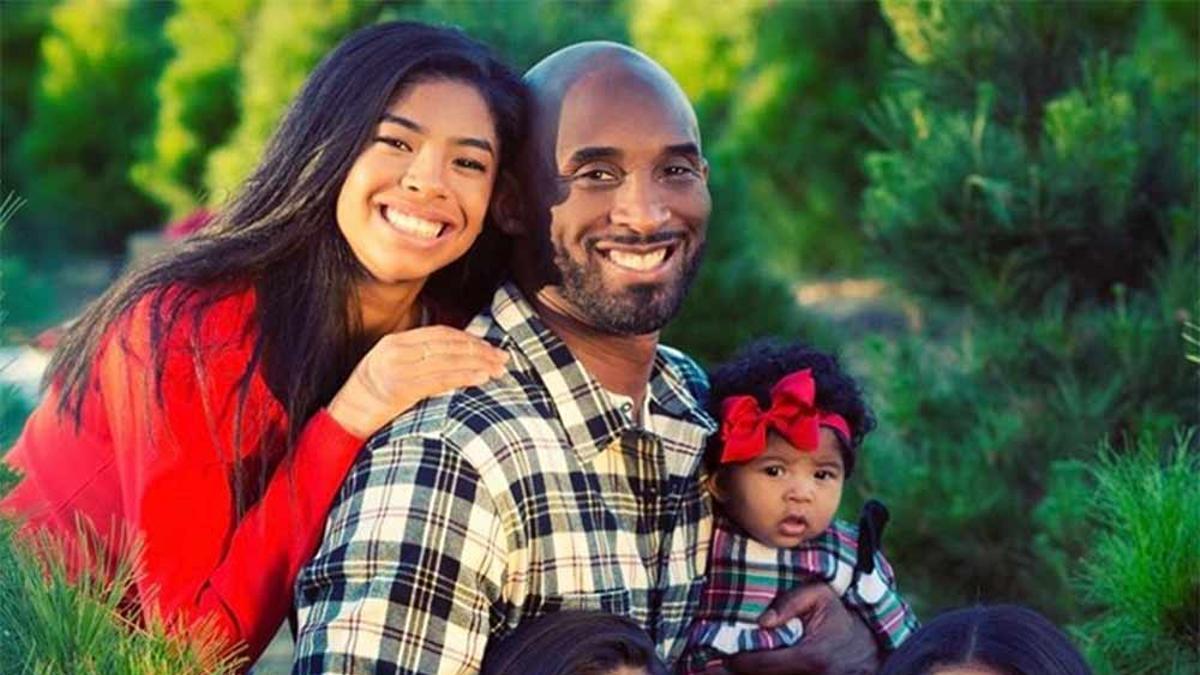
[15,0,170,253]
[130,0,260,217]
[202,0,374,203]
[848,1,1199,652]
[863,0,1196,310]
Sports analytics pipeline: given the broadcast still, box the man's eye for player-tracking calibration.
[663,165,697,178]
[570,164,621,184]
[377,136,411,152]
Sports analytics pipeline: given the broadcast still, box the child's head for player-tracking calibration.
[481,610,668,675]
[704,340,875,548]
[879,604,1092,675]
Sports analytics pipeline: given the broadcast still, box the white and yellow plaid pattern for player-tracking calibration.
[294,283,716,674]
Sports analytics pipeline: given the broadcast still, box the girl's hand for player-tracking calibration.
[327,325,508,438]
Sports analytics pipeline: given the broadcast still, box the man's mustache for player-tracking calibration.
[584,230,687,247]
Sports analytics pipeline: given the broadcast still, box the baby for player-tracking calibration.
[679,341,919,673]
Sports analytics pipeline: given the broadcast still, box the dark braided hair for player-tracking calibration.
[705,339,876,477]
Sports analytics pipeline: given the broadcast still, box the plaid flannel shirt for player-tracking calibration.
[293,282,716,674]
[678,513,919,674]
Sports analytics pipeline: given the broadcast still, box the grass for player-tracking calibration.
[1072,430,1200,674]
[0,521,245,674]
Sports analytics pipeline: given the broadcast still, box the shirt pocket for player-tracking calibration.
[501,588,633,633]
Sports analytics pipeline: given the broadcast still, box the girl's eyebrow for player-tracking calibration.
[380,113,495,156]
[382,112,422,132]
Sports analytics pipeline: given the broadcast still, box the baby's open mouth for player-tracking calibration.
[778,515,809,537]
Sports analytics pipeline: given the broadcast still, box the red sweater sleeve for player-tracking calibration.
[95,293,365,663]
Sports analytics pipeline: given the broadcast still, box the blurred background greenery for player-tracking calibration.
[0,1,1196,673]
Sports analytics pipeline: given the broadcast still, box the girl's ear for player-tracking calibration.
[704,471,729,504]
[490,171,526,237]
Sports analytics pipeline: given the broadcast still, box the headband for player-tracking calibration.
[718,368,850,464]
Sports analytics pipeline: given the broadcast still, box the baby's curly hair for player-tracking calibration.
[705,340,876,477]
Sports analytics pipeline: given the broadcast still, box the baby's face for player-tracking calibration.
[711,428,845,548]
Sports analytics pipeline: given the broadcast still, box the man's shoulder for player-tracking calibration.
[366,368,557,457]
[656,343,710,405]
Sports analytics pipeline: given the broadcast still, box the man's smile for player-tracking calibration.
[590,233,685,276]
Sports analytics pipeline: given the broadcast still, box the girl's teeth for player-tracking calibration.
[608,248,667,271]
[383,206,443,239]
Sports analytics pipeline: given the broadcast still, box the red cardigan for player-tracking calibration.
[2,287,365,665]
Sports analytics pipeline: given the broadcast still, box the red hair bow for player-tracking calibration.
[718,369,850,464]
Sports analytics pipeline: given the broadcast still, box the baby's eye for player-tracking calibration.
[376,136,411,152]
[763,465,785,478]
[815,469,839,481]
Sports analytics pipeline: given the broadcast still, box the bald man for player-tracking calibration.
[294,43,878,674]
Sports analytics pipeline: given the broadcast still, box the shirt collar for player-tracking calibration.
[470,282,714,472]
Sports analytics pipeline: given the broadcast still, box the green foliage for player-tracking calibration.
[664,150,831,366]
[0,194,37,457]
[864,1,1197,310]
[0,523,244,674]
[849,328,1043,617]
[847,256,1197,620]
[1070,431,1200,674]
[632,0,891,278]
[849,3,1200,652]
[628,0,759,124]
[0,255,58,333]
[13,0,170,253]
[0,3,53,189]
[203,0,375,203]
[384,0,627,71]
[878,0,1136,129]
[0,384,30,469]
[630,1,890,359]
[131,0,260,217]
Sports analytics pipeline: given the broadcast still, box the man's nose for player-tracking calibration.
[400,147,449,199]
[611,172,668,233]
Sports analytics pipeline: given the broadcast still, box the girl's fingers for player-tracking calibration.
[385,332,506,365]
[405,368,496,400]
[396,348,507,379]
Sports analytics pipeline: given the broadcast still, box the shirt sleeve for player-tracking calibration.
[292,427,507,675]
[839,538,920,652]
[96,301,366,663]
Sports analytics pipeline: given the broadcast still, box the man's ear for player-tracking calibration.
[491,171,526,237]
[704,471,728,503]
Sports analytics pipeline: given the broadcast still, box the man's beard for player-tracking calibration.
[552,238,705,335]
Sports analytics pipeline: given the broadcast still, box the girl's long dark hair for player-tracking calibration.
[47,22,526,496]
[879,604,1092,675]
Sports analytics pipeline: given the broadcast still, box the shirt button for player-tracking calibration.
[620,402,633,415]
